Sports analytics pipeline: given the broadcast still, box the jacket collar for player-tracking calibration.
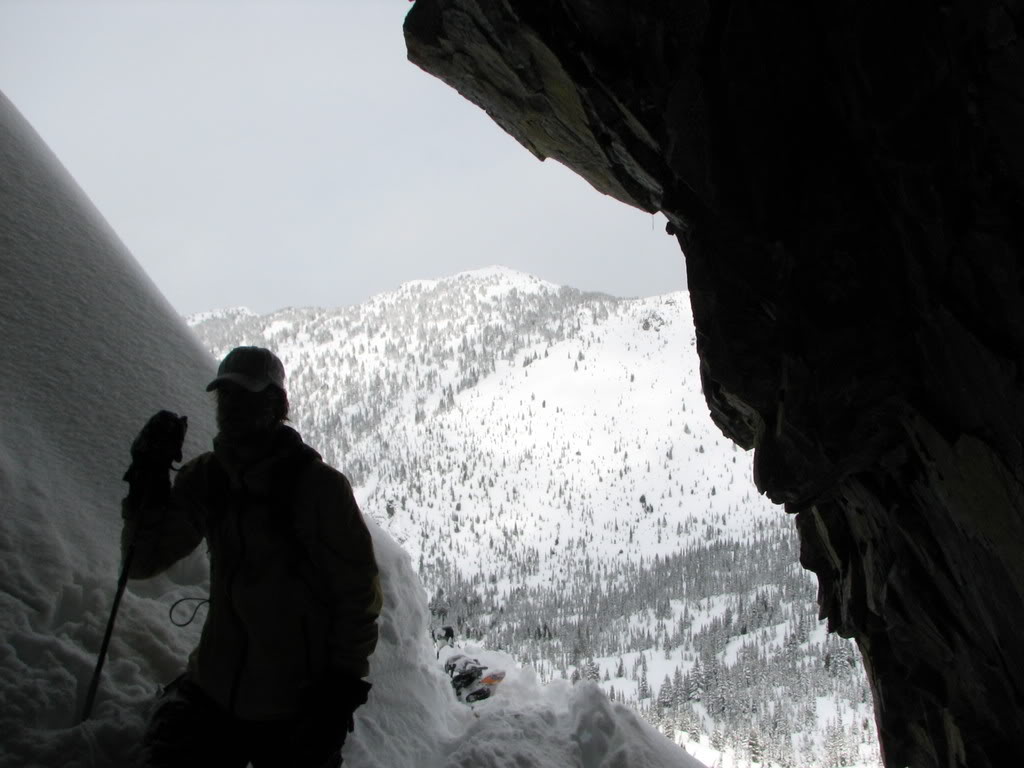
[213,424,306,491]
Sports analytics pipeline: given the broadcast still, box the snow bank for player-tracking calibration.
[343,524,470,767]
[0,90,703,768]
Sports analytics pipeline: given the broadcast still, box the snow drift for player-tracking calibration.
[0,90,703,768]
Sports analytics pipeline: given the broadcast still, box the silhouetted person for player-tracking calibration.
[122,346,382,768]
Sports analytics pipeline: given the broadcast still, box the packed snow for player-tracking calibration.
[0,91,705,767]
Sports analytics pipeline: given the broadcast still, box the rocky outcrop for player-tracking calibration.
[404,3,1024,766]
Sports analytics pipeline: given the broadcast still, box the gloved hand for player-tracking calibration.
[122,411,188,519]
[285,675,371,765]
[301,673,373,735]
[342,677,372,732]
[129,410,188,467]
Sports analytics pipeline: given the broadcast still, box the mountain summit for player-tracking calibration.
[392,265,563,297]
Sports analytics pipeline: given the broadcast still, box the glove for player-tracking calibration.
[285,675,371,765]
[343,677,373,732]
[301,673,372,735]
[129,410,188,467]
[122,411,188,520]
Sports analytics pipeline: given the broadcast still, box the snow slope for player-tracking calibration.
[0,91,703,768]
[189,270,881,767]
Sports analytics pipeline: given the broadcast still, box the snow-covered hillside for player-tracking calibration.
[0,92,704,768]
[190,268,883,767]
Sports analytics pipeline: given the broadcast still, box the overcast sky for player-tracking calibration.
[0,0,686,316]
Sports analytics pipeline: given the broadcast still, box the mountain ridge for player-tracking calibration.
[188,267,880,767]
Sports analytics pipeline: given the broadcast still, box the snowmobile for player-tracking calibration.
[442,650,506,703]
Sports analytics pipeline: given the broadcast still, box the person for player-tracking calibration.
[432,625,456,659]
[122,346,382,768]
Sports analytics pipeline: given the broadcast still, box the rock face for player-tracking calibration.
[404,3,1024,767]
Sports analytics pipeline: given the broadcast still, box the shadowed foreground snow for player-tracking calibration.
[0,91,703,768]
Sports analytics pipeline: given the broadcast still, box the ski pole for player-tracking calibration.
[80,411,187,724]
[80,533,138,724]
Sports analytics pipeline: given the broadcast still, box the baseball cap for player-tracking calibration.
[206,346,286,393]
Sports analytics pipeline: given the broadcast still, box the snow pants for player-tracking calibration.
[141,677,346,768]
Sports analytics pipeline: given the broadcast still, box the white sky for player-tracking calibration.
[0,0,686,316]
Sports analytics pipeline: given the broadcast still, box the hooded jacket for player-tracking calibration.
[122,425,382,721]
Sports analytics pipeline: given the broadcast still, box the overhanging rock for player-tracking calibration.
[405,2,1024,767]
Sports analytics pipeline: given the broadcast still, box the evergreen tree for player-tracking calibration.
[656,674,675,712]
[638,669,651,700]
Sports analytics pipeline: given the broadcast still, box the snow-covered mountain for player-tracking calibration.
[0,94,703,768]
[190,267,882,767]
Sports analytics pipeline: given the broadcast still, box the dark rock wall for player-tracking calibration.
[405,2,1024,766]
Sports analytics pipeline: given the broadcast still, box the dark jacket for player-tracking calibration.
[122,425,382,720]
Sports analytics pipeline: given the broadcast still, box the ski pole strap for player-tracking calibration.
[169,597,210,627]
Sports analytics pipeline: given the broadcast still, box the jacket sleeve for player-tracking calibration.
[300,468,383,679]
[121,456,206,579]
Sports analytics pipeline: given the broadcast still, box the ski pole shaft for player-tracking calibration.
[81,415,187,725]
[80,541,136,724]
